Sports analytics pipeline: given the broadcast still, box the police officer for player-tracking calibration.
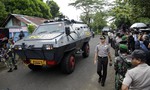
[94,35,112,87]
[122,50,150,90]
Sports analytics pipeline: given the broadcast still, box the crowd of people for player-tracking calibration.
[94,30,150,90]
[109,30,150,65]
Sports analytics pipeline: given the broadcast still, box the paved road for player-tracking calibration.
[0,35,115,90]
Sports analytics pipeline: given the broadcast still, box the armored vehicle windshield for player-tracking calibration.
[33,23,64,34]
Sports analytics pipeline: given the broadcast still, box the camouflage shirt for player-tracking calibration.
[114,54,132,77]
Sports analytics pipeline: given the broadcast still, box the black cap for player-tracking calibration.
[131,50,146,62]
[100,35,106,39]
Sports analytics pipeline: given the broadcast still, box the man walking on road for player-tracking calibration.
[94,35,112,87]
[122,50,150,90]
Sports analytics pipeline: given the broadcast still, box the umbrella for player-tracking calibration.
[139,28,150,33]
[130,23,147,29]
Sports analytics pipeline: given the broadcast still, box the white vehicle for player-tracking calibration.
[14,19,91,74]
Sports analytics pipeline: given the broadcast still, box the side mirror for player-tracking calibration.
[65,27,70,36]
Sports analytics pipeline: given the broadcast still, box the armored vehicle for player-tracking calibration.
[14,19,91,74]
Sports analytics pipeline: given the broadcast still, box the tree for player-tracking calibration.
[0,1,8,25]
[69,0,105,25]
[128,0,150,24]
[1,0,52,19]
[129,0,150,18]
[80,11,107,34]
[109,0,150,28]
[70,0,109,34]
[90,12,107,33]
[109,0,132,29]
[27,24,36,34]
[46,0,60,18]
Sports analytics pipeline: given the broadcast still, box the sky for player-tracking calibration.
[44,0,114,21]
[45,0,82,20]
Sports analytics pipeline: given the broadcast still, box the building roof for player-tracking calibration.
[1,14,48,27]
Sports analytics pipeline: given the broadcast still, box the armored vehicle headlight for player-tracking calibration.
[14,45,22,50]
[43,44,53,50]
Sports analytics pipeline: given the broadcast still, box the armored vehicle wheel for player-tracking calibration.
[28,64,42,71]
[61,52,75,74]
[82,43,90,58]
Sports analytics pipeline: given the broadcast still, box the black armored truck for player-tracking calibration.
[14,19,91,74]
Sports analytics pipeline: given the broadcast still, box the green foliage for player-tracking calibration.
[91,12,107,33]
[129,0,150,18]
[136,17,150,24]
[70,0,107,33]
[69,0,104,11]
[128,0,150,24]
[109,0,150,28]
[0,0,53,24]
[109,0,132,28]
[110,22,117,29]
[0,1,7,25]
[46,0,60,18]
[27,24,36,34]
[80,11,107,34]
[69,0,105,25]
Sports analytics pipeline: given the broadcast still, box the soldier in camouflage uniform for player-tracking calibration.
[0,43,8,65]
[6,38,17,72]
[114,44,132,90]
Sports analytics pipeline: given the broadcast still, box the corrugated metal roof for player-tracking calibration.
[1,14,48,27]
[12,14,48,26]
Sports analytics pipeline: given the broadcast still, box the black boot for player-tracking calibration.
[98,77,101,83]
[101,82,105,87]
[8,68,13,72]
[14,65,17,70]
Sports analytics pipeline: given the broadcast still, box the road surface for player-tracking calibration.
[0,35,115,90]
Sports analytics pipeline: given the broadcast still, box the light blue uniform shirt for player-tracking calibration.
[95,43,110,57]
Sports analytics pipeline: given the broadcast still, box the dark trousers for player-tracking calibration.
[97,57,108,83]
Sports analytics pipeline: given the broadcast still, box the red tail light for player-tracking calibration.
[23,60,30,64]
[46,60,57,65]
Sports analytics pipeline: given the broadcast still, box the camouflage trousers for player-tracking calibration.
[6,56,17,69]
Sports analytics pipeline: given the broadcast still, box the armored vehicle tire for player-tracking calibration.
[28,64,42,71]
[61,52,75,74]
[82,43,90,58]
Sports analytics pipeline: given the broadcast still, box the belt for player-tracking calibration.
[98,56,107,58]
